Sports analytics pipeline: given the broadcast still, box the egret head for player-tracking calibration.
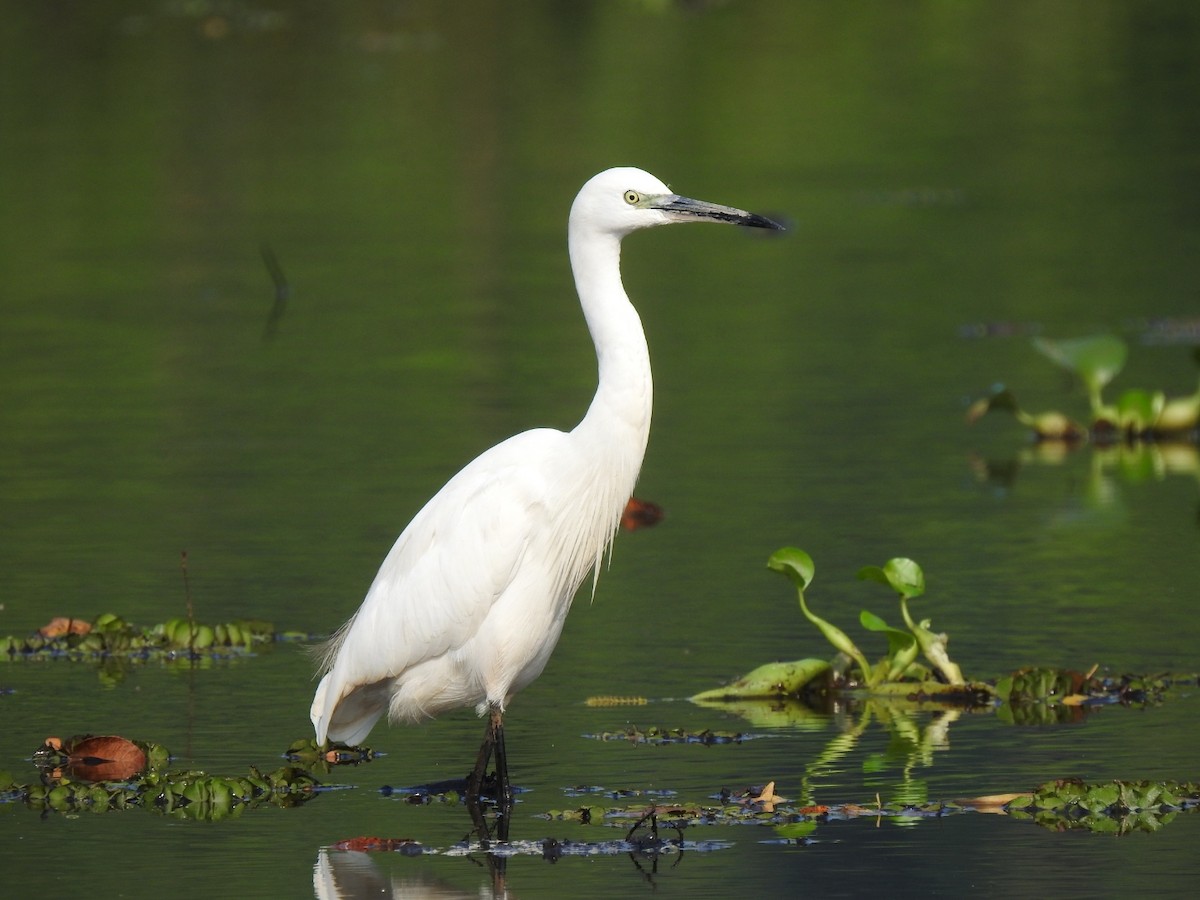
[570,167,784,238]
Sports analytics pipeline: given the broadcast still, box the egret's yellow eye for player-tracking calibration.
[623,190,640,205]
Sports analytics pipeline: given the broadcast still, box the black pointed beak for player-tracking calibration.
[651,195,785,230]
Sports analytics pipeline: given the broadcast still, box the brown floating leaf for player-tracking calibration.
[958,792,1032,814]
[331,836,423,852]
[39,617,91,638]
[49,735,148,782]
[751,781,786,813]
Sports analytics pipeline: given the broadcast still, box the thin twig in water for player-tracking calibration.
[180,550,195,654]
[260,242,290,340]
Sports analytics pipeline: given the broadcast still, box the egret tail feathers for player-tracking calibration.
[310,671,389,747]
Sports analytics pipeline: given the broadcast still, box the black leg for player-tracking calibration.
[466,715,494,803]
[490,709,512,808]
[466,708,513,810]
[465,708,513,846]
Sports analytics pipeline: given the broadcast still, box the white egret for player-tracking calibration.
[311,167,782,801]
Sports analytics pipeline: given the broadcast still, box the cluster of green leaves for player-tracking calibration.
[1,758,320,821]
[776,547,969,687]
[694,549,981,704]
[993,668,1189,725]
[0,613,279,661]
[968,337,1200,439]
[689,551,1192,723]
[284,737,379,770]
[536,780,1199,838]
[1008,779,1200,835]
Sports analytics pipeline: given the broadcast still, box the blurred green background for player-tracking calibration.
[2,1,1199,897]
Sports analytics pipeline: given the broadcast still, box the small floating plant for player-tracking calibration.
[690,548,1192,717]
[967,336,1200,441]
[0,735,320,820]
[692,549,994,707]
[0,613,310,663]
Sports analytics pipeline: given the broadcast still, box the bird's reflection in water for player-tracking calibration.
[313,796,510,900]
[310,800,704,900]
[314,843,508,900]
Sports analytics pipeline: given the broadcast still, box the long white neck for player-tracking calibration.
[569,225,653,468]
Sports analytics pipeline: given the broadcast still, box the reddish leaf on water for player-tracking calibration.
[58,735,147,781]
[620,496,664,531]
[38,617,92,638]
[331,836,422,852]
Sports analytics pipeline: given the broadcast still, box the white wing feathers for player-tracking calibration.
[311,426,620,745]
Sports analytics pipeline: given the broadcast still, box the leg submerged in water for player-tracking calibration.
[466,707,512,808]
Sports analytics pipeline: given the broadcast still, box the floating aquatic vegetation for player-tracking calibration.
[968,337,1200,440]
[581,725,761,745]
[563,785,678,800]
[34,734,168,782]
[284,737,380,769]
[371,772,533,805]
[2,737,321,820]
[1003,779,1200,835]
[533,778,1200,839]
[994,668,1193,725]
[584,695,650,707]
[0,613,311,664]
[689,658,832,703]
[693,550,992,705]
[323,836,734,859]
[688,550,1193,728]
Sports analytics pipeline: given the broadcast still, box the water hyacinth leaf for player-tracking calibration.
[964,386,1074,436]
[1033,334,1127,418]
[769,548,874,683]
[885,558,924,598]
[857,558,924,600]
[767,547,814,591]
[1117,388,1164,432]
[857,565,888,588]
[1027,410,1086,440]
[858,609,893,634]
[964,386,1018,423]
[92,613,125,632]
[906,620,964,686]
[796,599,872,684]
[690,658,831,701]
[774,821,817,840]
[859,611,919,678]
[1155,389,1200,432]
[1033,335,1128,392]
